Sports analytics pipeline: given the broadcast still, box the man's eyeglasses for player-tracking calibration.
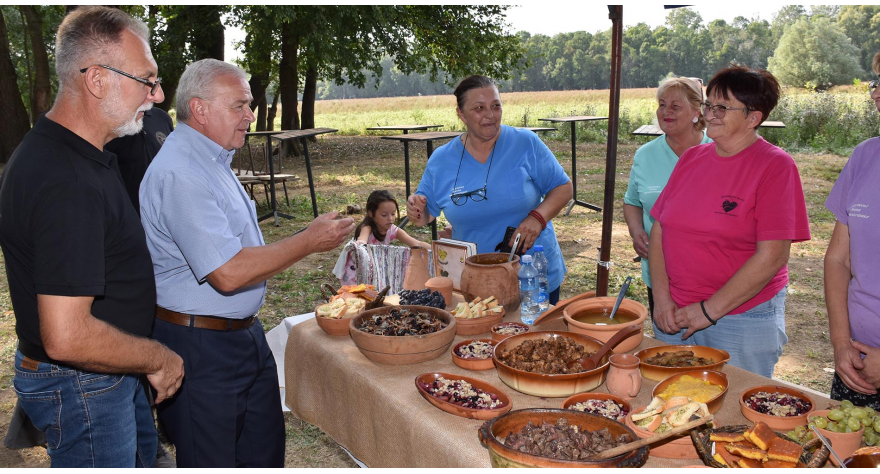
[80,64,162,95]
[701,101,749,119]
[869,79,879,94]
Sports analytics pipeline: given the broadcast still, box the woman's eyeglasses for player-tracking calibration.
[80,64,162,96]
[701,102,749,119]
[450,133,496,206]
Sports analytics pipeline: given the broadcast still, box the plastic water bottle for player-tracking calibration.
[532,245,550,312]
[518,255,540,324]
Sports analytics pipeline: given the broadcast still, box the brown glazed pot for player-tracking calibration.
[460,253,521,313]
[478,408,648,468]
[563,297,647,353]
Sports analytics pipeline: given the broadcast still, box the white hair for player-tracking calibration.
[55,6,149,92]
[176,59,248,123]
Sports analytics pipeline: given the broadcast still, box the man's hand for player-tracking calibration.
[305,211,355,253]
[146,346,185,403]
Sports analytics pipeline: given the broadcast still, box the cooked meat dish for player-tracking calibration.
[356,308,447,336]
[497,336,594,374]
[643,350,715,367]
[503,418,632,461]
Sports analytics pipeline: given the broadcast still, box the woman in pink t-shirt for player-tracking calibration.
[649,66,811,377]
[824,52,880,409]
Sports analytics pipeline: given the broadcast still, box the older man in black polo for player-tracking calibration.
[0,7,183,467]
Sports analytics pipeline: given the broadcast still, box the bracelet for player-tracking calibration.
[528,210,547,230]
[699,300,717,326]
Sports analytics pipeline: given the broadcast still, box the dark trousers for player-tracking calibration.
[152,317,285,467]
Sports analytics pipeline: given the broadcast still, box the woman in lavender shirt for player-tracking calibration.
[824,52,880,409]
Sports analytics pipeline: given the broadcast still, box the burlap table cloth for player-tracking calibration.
[285,309,831,468]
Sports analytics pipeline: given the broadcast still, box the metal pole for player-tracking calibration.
[597,4,623,297]
[404,141,411,198]
[301,137,319,218]
[426,140,438,240]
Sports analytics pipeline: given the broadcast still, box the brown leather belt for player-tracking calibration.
[156,306,257,331]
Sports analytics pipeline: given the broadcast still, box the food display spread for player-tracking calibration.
[502,418,632,461]
[398,289,446,308]
[568,399,629,421]
[710,421,803,468]
[455,340,495,359]
[789,400,880,446]
[497,336,594,375]
[632,396,712,433]
[744,391,812,418]
[356,308,447,336]
[316,297,365,319]
[644,350,716,367]
[494,323,529,336]
[418,376,504,410]
[657,375,723,403]
[452,296,503,319]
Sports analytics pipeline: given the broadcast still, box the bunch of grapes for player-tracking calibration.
[399,289,446,309]
[789,400,880,446]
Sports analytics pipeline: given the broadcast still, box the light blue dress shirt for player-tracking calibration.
[139,123,266,318]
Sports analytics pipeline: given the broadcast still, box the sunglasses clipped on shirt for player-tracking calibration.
[80,64,162,96]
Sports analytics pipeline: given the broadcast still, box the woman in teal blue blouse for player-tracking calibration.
[623,77,711,323]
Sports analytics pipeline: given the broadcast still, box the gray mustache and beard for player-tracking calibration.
[102,76,152,137]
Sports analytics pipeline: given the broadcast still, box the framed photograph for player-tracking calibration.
[431,240,474,291]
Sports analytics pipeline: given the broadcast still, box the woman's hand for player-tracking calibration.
[652,292,680,335]
[510,215,543,252]
[832,340,875,394]
[674,303,712,339]
[631,229,649,259]
[623,204,649,259]
[406,194,430,226]
[851,340,880,391]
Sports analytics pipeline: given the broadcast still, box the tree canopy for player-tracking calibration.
[768,16,864,90]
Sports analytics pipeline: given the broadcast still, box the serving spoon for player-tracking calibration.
[810,425,847,468]
[569,324,640,372]
[607,276,633,322]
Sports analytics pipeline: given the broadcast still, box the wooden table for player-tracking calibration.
[284,308,831,468]
[266,128,337,225]
[367,124,443,135]
[539,116,609,215]
[516,126,558,134]
[381,131,461,240]
[632,121,786,137]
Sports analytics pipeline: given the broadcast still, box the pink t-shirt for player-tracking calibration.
[650,138,811,314]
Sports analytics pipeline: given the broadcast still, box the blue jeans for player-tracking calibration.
[651,287,788,378]
[12,351,157,467]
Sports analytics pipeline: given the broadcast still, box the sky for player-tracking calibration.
[224,2,791,63]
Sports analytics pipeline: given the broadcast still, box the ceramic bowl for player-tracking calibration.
[652,370,729,414]
[811,409,864,466]
[633,345,730,381]
[561,392,632,422]
[491,322,530,342]
[739,384,815,431]
[478,408,648,468]
[348,305,456,365]
[455,308,505,336]
[624,408,700,459]
[844,446,880,468]
[562,297,647,353]
[414,372,512,420]
[314,303,359,336]
[492,331,610,398]
[451,339,499,371]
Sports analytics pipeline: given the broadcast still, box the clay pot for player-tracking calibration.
[460,253,521,312]
[606,354,642,400]
[844,447,880,468]
[478,408,648,468]
[425,276,453,308]
[811,409,864,467]
[624,409,700,459]
[561,392,632,422]
[403,247,431,291]
[738,384,815,431]
[634,344,730,381]
[348,305,456,365]
[652,370,729,414]
[562,297,647,353]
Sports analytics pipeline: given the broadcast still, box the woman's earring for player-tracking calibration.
[692,116,699,123]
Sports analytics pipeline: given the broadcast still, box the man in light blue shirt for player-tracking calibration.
[139,59,354,467]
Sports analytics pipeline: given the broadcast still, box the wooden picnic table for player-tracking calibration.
[367,124,443,135]
[266,128,337,225]
[284,306,832,468]
[516,126,558,133]
[381,131,462,240]
[632,121,786,137]
[539,116,609,215]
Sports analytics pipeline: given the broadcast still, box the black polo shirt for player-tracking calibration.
[104,108,174,211]
[0,116,157,363]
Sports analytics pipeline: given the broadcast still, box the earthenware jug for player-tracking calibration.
[425,276,453,308]
[402,247,430,291]
[606,354,641,400]
[460,253,521,312]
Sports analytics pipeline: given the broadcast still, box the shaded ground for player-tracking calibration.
[0,134,839,467]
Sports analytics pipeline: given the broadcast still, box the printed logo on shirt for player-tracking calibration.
[715,195,743,217]
[848,203,870,219]
[156,132,167,145]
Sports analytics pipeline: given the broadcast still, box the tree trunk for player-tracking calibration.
[21,6,51,125]
[279,20,301,155]
[301,63,317,141]
[189,6,225,60]
[254,93,267,131]
[267,92,279,131]
[0,10,32,162]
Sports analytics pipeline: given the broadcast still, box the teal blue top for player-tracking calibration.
[623,132,712,287]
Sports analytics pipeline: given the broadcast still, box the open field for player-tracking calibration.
[0,87,860,466]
